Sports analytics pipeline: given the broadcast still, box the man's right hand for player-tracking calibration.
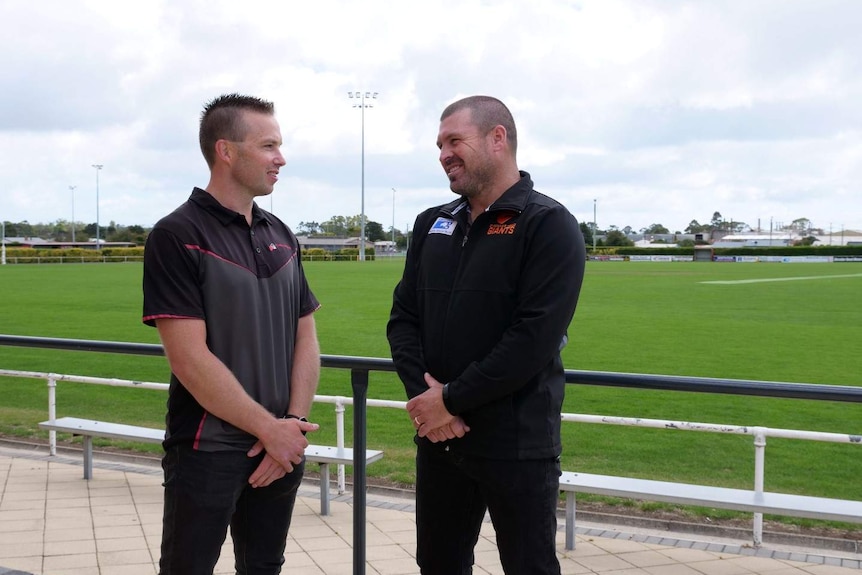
[421,416,470,443]
[248,417,319,483]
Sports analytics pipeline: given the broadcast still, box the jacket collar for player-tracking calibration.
[439,171,533,218]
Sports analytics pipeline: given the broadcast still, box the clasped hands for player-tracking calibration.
[246,416,318,488]
[406,372,470,443]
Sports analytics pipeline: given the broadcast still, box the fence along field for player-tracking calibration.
[0,261,860,522]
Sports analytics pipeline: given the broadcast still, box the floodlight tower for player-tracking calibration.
[347,91,377,261]
[92,164,103,249]
[70,185,77,242]
[391,188,396,246]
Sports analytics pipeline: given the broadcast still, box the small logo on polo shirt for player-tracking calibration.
[268,243,277,251]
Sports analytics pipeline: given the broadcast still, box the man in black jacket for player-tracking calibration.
[387,95,586,574]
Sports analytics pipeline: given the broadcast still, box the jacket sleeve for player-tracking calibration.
[445,206,586,414]
[386,213,430,399]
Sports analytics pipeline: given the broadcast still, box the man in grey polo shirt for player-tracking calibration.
[143,93,320,574]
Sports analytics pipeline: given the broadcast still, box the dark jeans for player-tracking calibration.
[415,443,562,575]
[159,444,305,575]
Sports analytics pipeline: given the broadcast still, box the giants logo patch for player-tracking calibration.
[487,212,517,235]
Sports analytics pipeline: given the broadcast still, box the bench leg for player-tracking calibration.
[565,492,576,550]
[82,436,93,480]
[319,463,330,516]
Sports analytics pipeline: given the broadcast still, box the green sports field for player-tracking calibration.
[1,260,860,522]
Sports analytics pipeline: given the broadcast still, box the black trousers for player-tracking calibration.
[415,442,562,575]
[159,444,305,575]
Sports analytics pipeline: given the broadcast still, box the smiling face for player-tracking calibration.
[436,108,496,199]
[226,110,286,198]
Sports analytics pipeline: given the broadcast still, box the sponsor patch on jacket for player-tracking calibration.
[429,217,456,235]
[486,211,518,235]
[487,223,516,235]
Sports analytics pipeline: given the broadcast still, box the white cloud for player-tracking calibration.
[0,0,860,235]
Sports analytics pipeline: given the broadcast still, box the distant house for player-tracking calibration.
[374,240,397,253]
[812,230,862,247]
[633,239,678,248]
[2,237,51,247]
[710,233,798,248]
[296,236,362,252]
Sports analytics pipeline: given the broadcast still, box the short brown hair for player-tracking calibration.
[441,95,518,155]
[199,94,275,167]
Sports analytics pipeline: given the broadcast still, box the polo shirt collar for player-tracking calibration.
[189,187,274,227]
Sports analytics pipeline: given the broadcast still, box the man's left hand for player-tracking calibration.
[247,442,287,487]
[407,373,469,439]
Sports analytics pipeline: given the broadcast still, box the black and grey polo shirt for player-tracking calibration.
[142,188,320,452]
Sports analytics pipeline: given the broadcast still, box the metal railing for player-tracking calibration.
[2,334,862,571]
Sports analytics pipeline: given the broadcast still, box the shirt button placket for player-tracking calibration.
[250,229,260,253]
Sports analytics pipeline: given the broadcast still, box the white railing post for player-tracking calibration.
[47,375,57,455]
[336,396,346,494]
[752,426,767,547]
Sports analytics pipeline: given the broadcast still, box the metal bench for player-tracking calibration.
[559,471,862,550]
[39,416,383,515]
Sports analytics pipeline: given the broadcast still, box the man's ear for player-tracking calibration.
[215,139,232,164]
[489,125,508,151]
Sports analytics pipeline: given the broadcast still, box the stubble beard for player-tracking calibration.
[449,156,496,200]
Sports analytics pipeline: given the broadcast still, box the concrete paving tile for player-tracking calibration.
[558,555,596,574]
[43,526,95,543]
[575,552,639,572]
[91,514,142,528]
[45,514,92,529]
[45,497,90,509]
[364,543,413,562]
[563,538,617,558]
[0,497,45,511]
[98,565,157,575]
[368,556,423,575]
[297,535,352,553]
[659,546,738,563]
[685,558,757,575]
[0,530,42,544]
[97,548,154,567]
[0,542,44,560]
[42,568,101,575]
[44,539,96,557]
[43,550,98,571]
[592,536,661,555]
[306,546,355,567]
[805,565,862,575]
[0,556,42,574]
[93,525,146,540]
[726,555,812,573]
[96,537,149,553]
[618,549,680,568]
[644,564,706,575]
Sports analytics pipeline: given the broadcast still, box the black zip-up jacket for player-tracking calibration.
[387,172,586,459]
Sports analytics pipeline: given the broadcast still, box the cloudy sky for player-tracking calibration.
[2,0,860,236]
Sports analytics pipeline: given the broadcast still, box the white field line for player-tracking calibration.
[701,273,862,285]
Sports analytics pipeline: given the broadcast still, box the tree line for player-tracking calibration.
[3,211,817,250]
[2,220,147,244]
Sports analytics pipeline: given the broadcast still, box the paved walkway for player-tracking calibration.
[1,443,860,575]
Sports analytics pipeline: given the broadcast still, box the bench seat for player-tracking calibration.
[560,471,862,550]
[39,416,383,515]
